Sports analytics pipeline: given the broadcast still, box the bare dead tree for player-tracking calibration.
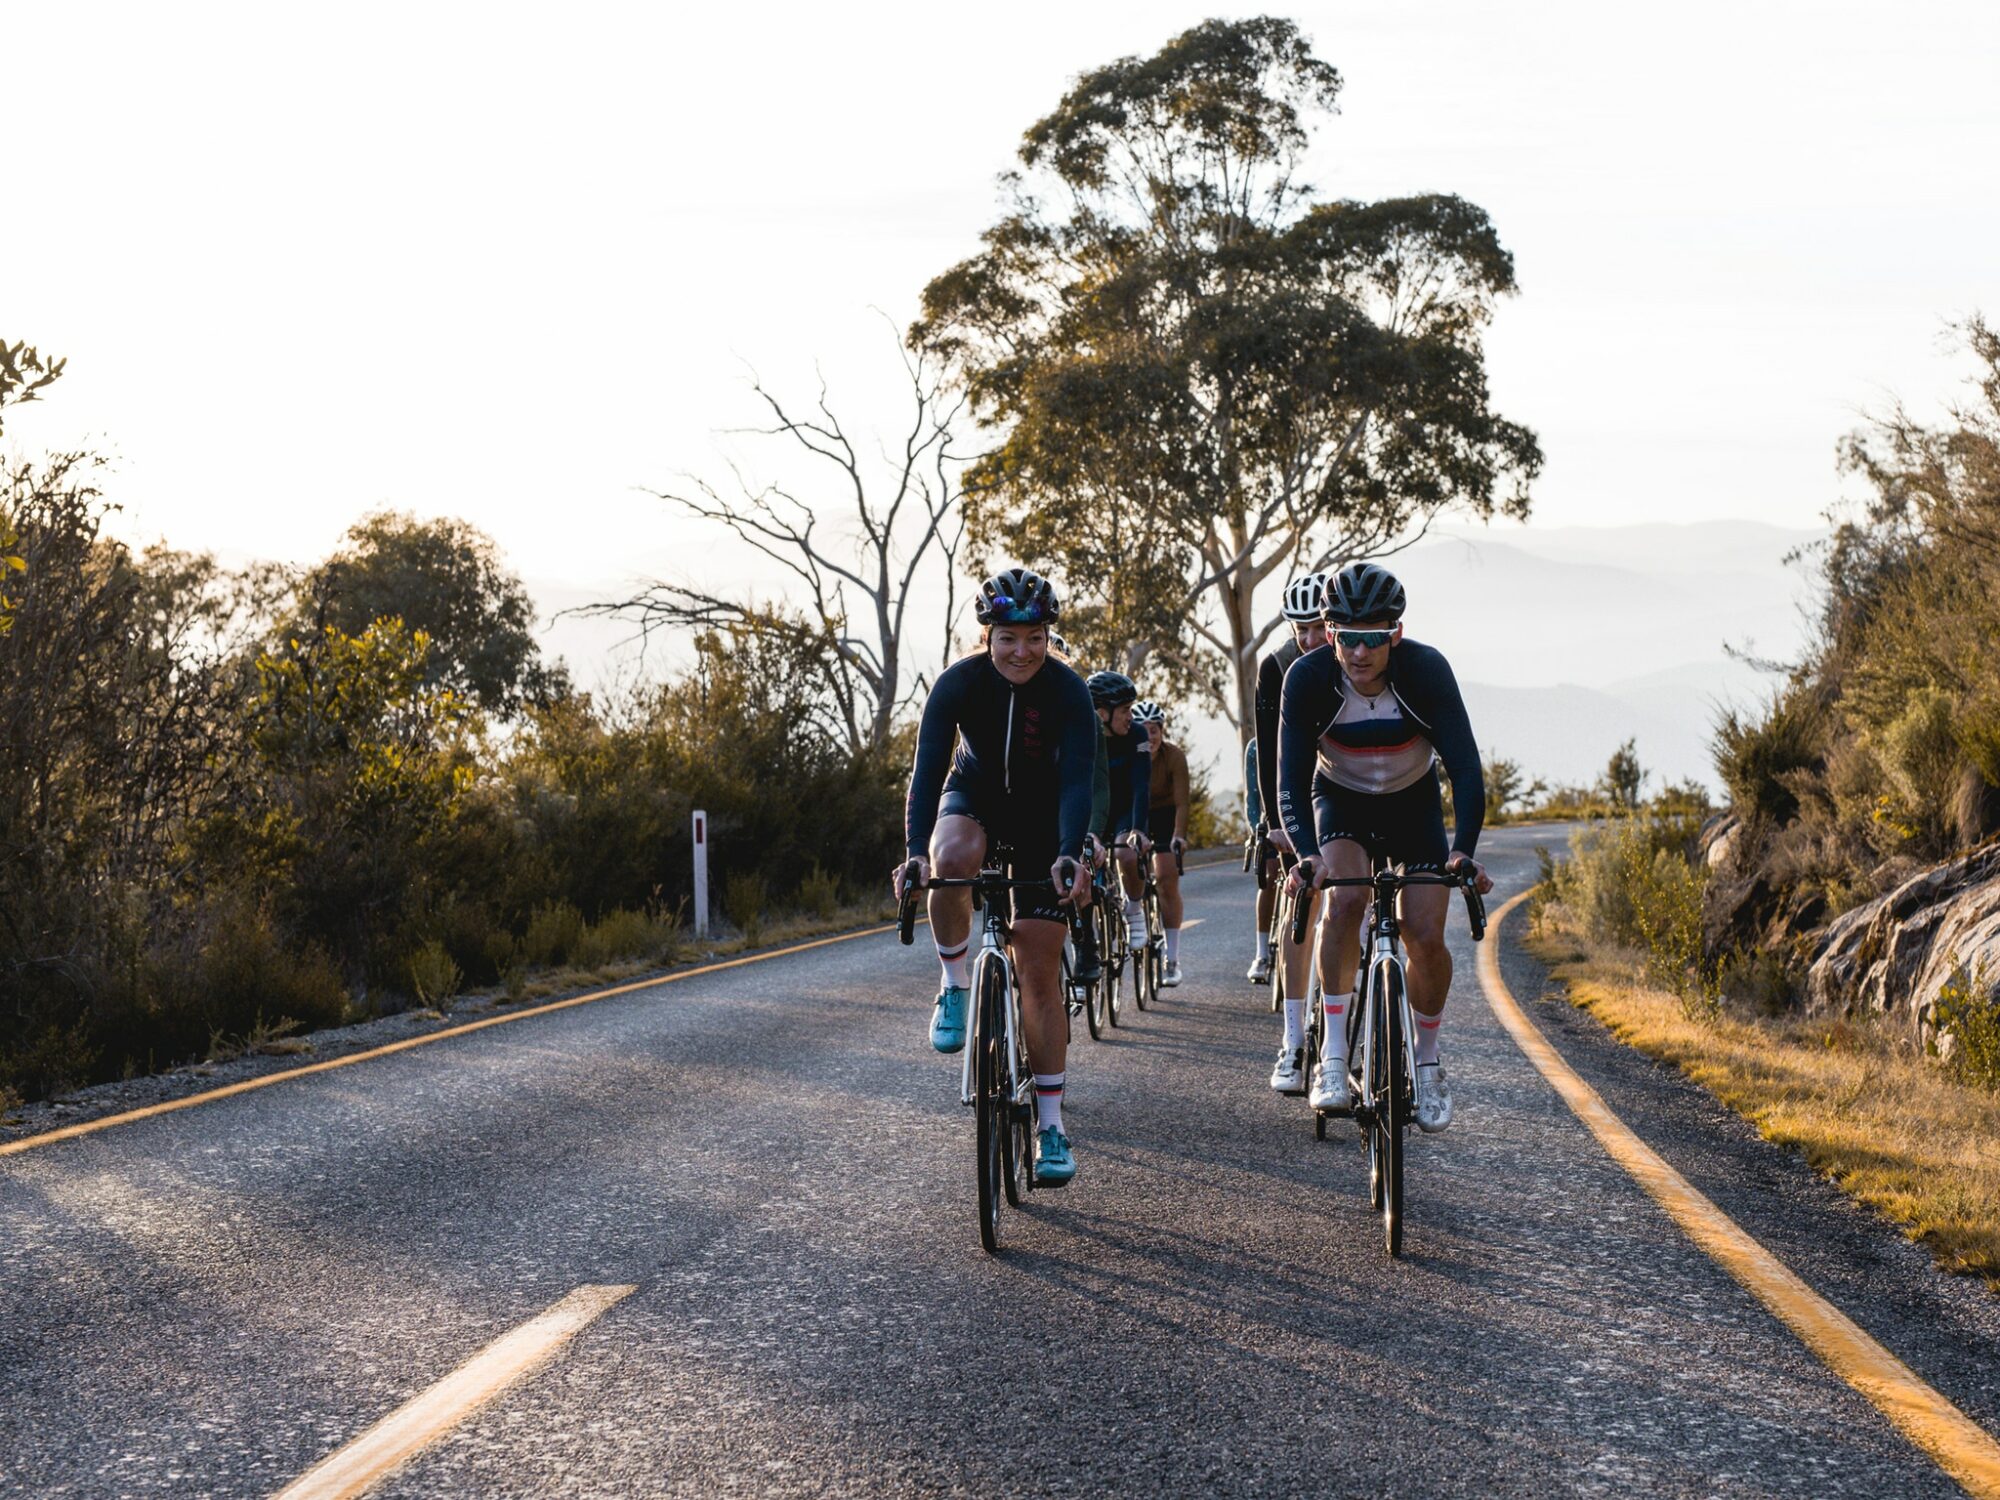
[585,334,967,757]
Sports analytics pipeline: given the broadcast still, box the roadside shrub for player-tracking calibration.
[1874,685,1963,858]
[797,863,840,921]
[1555,816,1721,1020]
[521,900,585,968]
[1715,687,1823,825]
[727,870,768,947]
[573,906,682,969]
[407,940,463,1010]
[1936,961,2000,1091]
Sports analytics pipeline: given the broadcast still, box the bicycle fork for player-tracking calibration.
[1354,941,1414,1116]
[961,926,1023,1108]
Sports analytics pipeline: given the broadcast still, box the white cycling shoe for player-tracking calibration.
[1269,1046,1306,1095]
[1309,1055,1352,1114]
[1415,1063,1453,1133]
[1162,960,1182,987]
[1247,953,1273,984]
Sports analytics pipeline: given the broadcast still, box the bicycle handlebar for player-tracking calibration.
[894,859,1083,946]
[1287,867,1487,946]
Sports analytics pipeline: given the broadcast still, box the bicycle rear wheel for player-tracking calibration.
[973,955,1008,1252]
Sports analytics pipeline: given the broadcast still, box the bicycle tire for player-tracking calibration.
[1267,884,1286,1011]
[1367,977,1387,1213]
[973,953,1007,1252]
[1101,900,1123,1026]
[1003,972,1031,1209]
[1083,941,1106,1040]
[1383,965,1406,1258]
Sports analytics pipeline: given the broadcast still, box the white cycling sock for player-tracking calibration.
[936,939,971,990]
[1282,998,1306,1050]
[1322,991,1354,1064]
[1415,1013,1443,1066]
[1255,932,1272,961]
[1125,896,1145,937]
[1034,1073,1065,1132]
[1166,927,1181,962]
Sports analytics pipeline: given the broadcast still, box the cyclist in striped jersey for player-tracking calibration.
[1276,563,1493,1132]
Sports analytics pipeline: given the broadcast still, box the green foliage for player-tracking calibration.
[0,339,65,434]
[292,512,566,717]
[1186,755,1244,847]
[727,871,768,947]
[1599,738,1646,813]
[913,16,1539,726]
[0,459,903,1102]
[1873,685,1962,856]
[407,940,463,1010]
[1545,813,1720,1020]
[522,901,586,968]
[797,863,841,922]
[1936,961,2000,1091]
[1715,687,1824,825]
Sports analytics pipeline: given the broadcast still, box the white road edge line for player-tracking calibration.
[272,1283,635,1500]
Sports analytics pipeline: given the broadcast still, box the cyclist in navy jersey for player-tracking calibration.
[896,567,1096,1185]
[1258,572,1331,1093]
[1277,562,1493,1131]
[1085,671,1154,952]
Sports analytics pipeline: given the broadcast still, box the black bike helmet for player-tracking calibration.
[1131,699,1166,726]
[1048,631,1071,657]
[1323,562,1406,625]
[1280,571,1329,623]
[975,566,1059,626]
[1086,670,1138,709]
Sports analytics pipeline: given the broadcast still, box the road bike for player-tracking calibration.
[900,854,1079,1252]
[1064,847,1111,1041]
[1245,830,1276,996]
[1095,858,1128,1028]
[1291,865,1485,1256]
[1127,836,1182,1009]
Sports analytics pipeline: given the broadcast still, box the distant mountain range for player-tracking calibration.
[531,517,1828,796]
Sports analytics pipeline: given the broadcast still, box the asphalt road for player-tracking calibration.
[4,824,1999,1497]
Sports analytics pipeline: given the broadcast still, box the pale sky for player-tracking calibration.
[8,0,1997,611]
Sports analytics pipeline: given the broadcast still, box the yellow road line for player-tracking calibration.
[1,924,901,1159]
[1481,890,2000,1498]
[272,1283,634,1500]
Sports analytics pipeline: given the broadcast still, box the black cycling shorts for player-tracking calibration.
[937,777,1069,924]
[1146,803,1179,847]
[1311,770,1449,873]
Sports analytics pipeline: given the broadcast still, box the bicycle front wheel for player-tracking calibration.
[1382,967,1407,1258]
[973,955,1008,1252]
[1101,901,1124,1026]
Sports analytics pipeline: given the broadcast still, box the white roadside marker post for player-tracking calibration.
[692,809,710,940]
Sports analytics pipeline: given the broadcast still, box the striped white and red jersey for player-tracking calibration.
[1317,680,1436,795]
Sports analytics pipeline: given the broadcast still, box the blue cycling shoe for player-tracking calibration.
[929,985,969,1053]
[1034,1127,1077,1186]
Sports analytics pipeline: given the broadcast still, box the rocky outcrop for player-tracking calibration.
[1801,841,2000,1037]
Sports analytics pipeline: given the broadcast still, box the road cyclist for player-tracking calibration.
[1133,700,1190,987]
[1257,570,1332,1095]
[1274,561,1495,1132]
[895,566,1097,1189]
[1085,669,1155,1004]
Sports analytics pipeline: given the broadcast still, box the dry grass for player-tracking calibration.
[1524,924,2000,1285]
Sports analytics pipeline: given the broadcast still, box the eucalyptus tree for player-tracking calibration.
[914,16,1541,730]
